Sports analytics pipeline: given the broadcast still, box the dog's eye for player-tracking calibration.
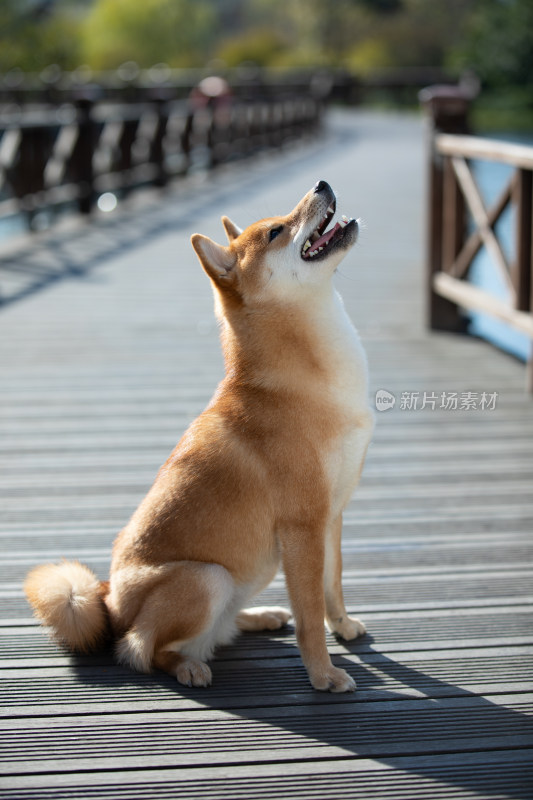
[269,226,284,242]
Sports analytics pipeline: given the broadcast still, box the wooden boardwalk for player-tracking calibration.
[1,109,532,799]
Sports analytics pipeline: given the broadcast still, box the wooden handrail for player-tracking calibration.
[421,86,533,392]
[436,133,533,171]
[434,272,533,338]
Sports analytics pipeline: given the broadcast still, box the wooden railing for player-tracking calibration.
[0,65,460,233]
[0,91,321,231]
[421,87,533,391]
[0,65,456,106]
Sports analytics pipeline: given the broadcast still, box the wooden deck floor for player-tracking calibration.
[1,109,532,799]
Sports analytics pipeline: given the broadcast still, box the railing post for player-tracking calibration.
[74,94,96,215]
[514,167,533,391]
[419,86,473,333]
[151,94,169,187]
[17,126,48,230]
[442,154,465,277]
[181,110,194,175]
[514,168,532,313]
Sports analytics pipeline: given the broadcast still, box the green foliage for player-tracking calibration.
[0,0,531,127]
[217,28,289,68]
[450,0,533,94]
[345,38,395,74]
[0,0,83,72]
[358,0,403,11]
[81,0,215,69]
[447,0,533,127]
[343,0,474,72]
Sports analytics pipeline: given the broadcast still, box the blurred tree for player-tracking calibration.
[4,0,530,107]
[241,0,473,71]
[0,0,83,71]
[80,0,215,69]
[344,0,475,72]
[450,0,533,93]
[358,0,403,10]
[217,29,290,68]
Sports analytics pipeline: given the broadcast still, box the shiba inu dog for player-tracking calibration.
[25,180,374,693]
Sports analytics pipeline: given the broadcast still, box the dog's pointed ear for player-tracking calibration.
[221,216,242,242]
[191,234,236,286]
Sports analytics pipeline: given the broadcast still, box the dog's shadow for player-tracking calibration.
[68,626,533,799]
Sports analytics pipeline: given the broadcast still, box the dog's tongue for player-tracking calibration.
[314,222,342,249]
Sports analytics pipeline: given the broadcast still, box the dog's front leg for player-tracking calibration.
[281,531,355,693]
[325,417,373,640]
[324,515,366,641]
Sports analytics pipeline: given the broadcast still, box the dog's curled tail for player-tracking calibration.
[24,561,109,653]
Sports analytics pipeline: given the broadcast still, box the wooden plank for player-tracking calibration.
[1,695,532,776]
[433,272,533,337]
[2,606,532,662]
[436,132,533,170]
[2,645,532,714]
[1,750,532,798]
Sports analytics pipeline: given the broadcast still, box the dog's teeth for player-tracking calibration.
[327,205,335,215]
[318,247,323,251]
[342,215,349,222]
[303,239,311,251]
[339,219,347,228]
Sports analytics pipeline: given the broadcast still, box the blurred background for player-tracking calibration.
[0,0,532,366]
[1,0,532,130]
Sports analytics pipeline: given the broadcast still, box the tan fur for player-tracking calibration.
[24,182,373,693]
[24,561,108,652]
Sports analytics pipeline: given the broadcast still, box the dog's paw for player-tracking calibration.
[176,658,212,688]
[329,615,366,641]
[237,606,292,632]
[310,665,356,693]
[260,607,292,630]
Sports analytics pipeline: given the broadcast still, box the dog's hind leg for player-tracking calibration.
[115,561,236,687]
[153,650,213,688]
[236,607,291,631]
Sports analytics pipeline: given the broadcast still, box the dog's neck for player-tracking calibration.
[216,283,368,404]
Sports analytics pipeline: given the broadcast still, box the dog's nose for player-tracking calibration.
[314,180,331,194]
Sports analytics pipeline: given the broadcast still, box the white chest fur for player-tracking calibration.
[313,288,374,516]
[315,288,370,412]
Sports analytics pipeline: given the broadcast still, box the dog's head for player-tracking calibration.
[191,181,358,308]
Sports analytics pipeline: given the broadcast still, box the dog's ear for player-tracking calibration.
[191,234,236,286]
[221,216,242,242]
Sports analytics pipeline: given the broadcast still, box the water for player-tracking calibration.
[467,133,533,363]
[0,214,26,240]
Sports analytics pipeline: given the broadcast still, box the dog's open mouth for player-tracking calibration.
[301,199,357,261]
